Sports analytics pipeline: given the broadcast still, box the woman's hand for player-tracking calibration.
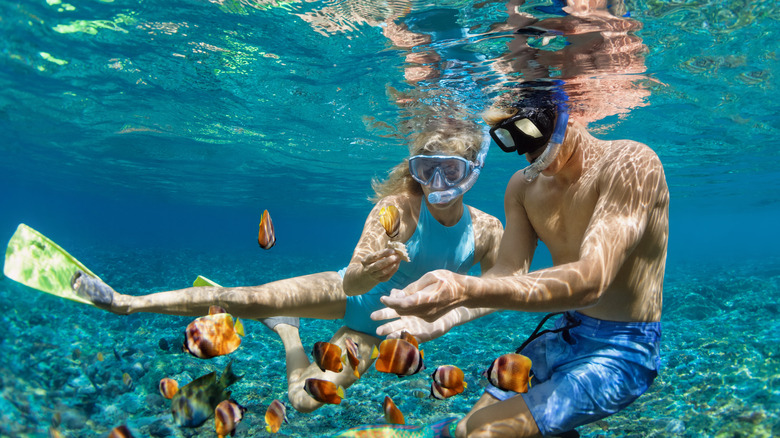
[360,248,403,283]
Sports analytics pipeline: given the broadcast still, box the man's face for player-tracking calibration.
[525,145,547,165]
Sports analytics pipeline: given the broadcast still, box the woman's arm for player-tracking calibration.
[342,195,416,296]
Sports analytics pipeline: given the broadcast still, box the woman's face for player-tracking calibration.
[412,149,471,207]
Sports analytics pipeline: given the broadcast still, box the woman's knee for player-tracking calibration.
[287,385,322,413]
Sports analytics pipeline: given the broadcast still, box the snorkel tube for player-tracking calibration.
[428,127,491,205]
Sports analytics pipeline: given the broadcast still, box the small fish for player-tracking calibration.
[431,365,467,396]
[342,337,362,378]
[183,313,245,359]
[371,336,424,376]
[52,411,61,428]
[312,341,345,373]
[399,331,419,349]
[258,209,276,249]
[486,353,533,394]
[48,428,63,438]
[383,395,404,425]
[264,399,288,434]
[96,352,104,362]
[159,378,179,399]
[215,399,247,438]
[430,381,462,400]
[108,425,134,438]
[71,348,81,360]
[303,378,345,405]
[379,205,401,238]
[122,372,133,389]
[209,305,228,315]
[171,361,242,427]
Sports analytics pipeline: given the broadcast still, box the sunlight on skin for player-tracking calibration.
[110,271,348,319]
[342,195,420,296]
[371,119,668,438]
[377,120,669,326]
[456,393,542,438]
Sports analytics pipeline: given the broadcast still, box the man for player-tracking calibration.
[372,83,669,437]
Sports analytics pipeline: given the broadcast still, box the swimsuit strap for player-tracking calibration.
[515,312,582,354]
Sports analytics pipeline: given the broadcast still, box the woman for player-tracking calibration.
[73,117,504,413]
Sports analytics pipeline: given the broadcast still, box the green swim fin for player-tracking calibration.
[193,275,221,288]
[3,223,101,306]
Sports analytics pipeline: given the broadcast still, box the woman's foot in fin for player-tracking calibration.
[70,270,116,307]
[261,316,300,332]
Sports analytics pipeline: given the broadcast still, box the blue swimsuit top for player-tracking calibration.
[343,199,476,337]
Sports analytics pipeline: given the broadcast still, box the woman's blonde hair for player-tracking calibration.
[370,117,483,202]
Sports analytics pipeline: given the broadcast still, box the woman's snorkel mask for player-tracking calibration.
[425,127,490,205]
[489,83,569,181]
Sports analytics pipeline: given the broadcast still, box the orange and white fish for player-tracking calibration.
[264,399,288,434]
[108,425,134,438]
[378,205,401,238]
[312,341,345,373]
[258,209,276,249]
[215,399,247,438]
[432,365,466,391]
[371,336,424,376]
[430,365,466,399]
[401,331,420,348]
[342,337,362,378]
[183,313,245,359]
[303,378,345,405]
[159,378,179,399]
[486,353,533,393]
[382,395,404,425]
[430,381,459,400]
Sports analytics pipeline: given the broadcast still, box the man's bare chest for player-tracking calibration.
[525,182,599,258]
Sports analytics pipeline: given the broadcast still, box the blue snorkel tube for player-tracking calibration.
[522,85,569,181]
[427,127,491,205]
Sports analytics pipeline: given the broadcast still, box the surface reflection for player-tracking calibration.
[303,0,655,129]
[485,0,653,126]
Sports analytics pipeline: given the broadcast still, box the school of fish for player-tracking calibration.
[74,208,537,437]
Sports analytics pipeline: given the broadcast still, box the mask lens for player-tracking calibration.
[440,159,467,184]
[409,156,470,187]
[494,128,515,148]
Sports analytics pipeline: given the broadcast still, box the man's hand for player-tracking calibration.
[371,311,452,343]
[376,269,468,322]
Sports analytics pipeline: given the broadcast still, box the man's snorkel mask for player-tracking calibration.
[489,82,569,181]
[427,127,491,205]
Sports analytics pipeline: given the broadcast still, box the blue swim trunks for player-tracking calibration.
[485,311,661,436]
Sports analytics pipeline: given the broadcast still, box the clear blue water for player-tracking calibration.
[1,0,779,436]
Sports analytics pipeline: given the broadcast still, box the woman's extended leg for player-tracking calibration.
[76,271,347,320]
[278,326,381,413]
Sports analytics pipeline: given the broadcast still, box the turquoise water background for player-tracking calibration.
[1,0,779,436]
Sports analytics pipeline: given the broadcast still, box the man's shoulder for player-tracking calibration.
[602,138,664,172]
